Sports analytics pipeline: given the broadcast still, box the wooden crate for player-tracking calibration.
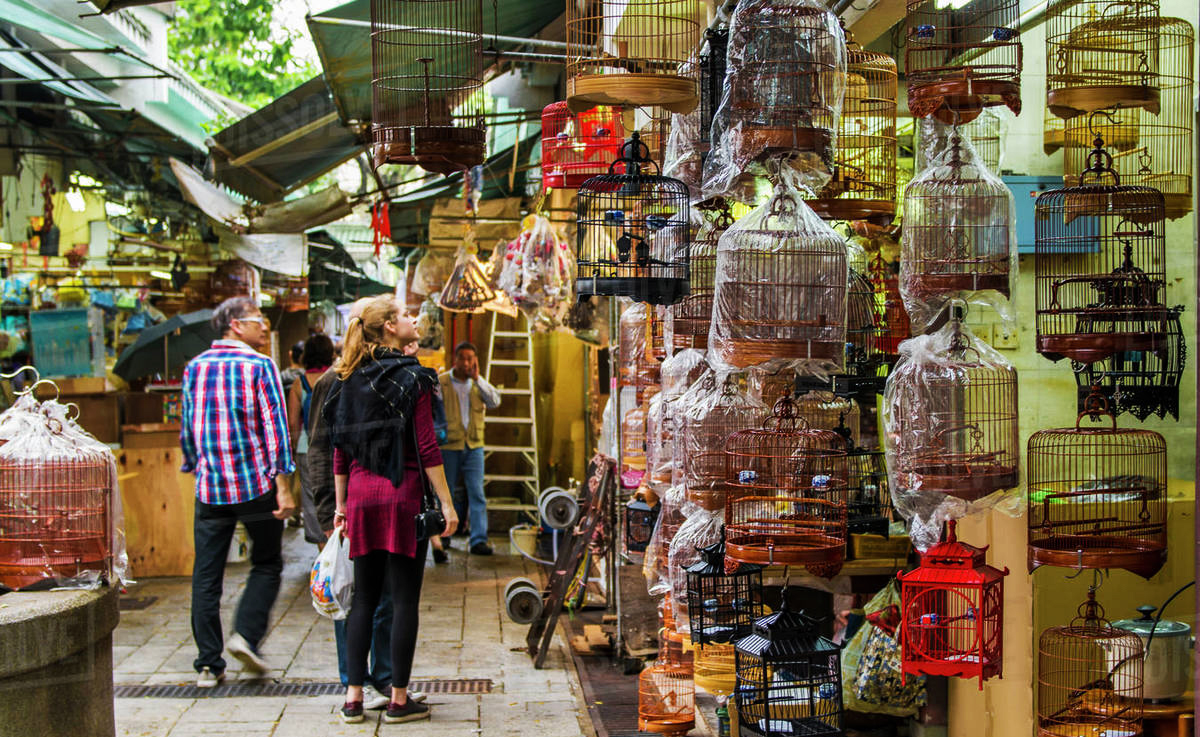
[849,533,911,561]
[119,447,195,577]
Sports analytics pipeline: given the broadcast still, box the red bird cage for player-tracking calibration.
[1072,306,1186,421]
[682,373,766,512]
[370,0,485,174]
[1027,389,1167,579]
[540,102,625,190]
[905,0,1021,124]
[897,520,1009,688]
[1037,590,1144,737]
[668,201,732,352]
[724,394,849,578]
[1034,133,1168,365]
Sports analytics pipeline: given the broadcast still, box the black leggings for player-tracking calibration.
[345,542,428,690]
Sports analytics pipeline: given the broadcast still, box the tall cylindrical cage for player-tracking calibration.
[370,0,485,174]
[870,250,910,357]
[541,102,625,190]
[833,414,891,536]
[685,534,766,646]
[669,202,732,352]
[638,657,696,735]
[1071,306,1186,421]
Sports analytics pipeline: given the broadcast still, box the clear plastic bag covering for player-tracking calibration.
[882,319,1021,550]
[709,166,850,376]
[681,371,767,511]
[645,483,688,597]
[666,505,724,635]
[652,350,710,491]
[915,111,1006,176]
[702,0,847,201]
[664,107,704,200]
[495,214,576,331]
[901,129,1017,334]
[600,394,618,459]
[411,250,455,296]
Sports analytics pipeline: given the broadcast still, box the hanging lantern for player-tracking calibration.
[540,102,625,190]
[833,414,891,536]
[685,533,766,646]
[905,0,1021,124]
[724,394,849,578]
[897,520,1009,688]
[1037,590,1144,737]
[370,0,485,174]
[576,133,692,306]
[1045,0,1159,120]
[668,201,732,352]
[682,373,766,512]
[1071,307,1186,421]
[1034,133,1169,365]
[734,605,844,737]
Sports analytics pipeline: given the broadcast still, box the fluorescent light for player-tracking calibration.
[0,243,12,251]
[66,189,86,213]
[150,270,173,280]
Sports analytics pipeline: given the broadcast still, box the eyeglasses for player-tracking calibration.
[236,316,268,327]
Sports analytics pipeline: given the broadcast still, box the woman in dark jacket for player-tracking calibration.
[323,294,457,724]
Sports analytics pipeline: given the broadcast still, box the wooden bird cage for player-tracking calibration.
[710,175,849,369]
[1044,109,1065,154]
[638,658,696,735]
[1064,18,1195,220]
[658,350,711,489]
[794,390,861,447]
[576,133,692,305]
[1037,590,1144,737]
[566,0,701,114]
[837,266,888,396]
[685,534,766,645]
[540,102,625,190]
[618,301,664,405]
[964,110,1002,173]
[622,394,654,477]
[724,394,849,577]
[898,520,1009,688]
[808,28,897,225]
[734,606,844,737]
[370,0,485,174]
[870,251,911,358]
[640,107,674,168]
[905,0,1022,124]
[668,202,732,352]
[1071,306,1186,421]
[833,414,891,536]
[1027,389,1167,579]
[699,28,730,152]
[1034,134,1168,365]
[915,112,1004,175]
[683,374,765,512]
[902,130,1014,317]
[1045,0,1159,120]
[693,641,738,696]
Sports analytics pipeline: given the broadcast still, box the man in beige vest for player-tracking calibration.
[437,341,501,555]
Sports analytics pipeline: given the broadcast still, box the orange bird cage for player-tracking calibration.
[1044,109,1065,155]
[869,250,910,358]
[682,373,766,513]
[540,102,625,190]
[668,200,732,352]
[370,0,485,174]
[638,650,696,735]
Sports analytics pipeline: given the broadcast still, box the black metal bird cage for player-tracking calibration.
[685,532,766,646]
[1072,306,1186,421]
[576,133,692,305]
[699,27,730,153]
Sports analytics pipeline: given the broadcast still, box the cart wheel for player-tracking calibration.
[504,577,543,624]
[538,486,580,530]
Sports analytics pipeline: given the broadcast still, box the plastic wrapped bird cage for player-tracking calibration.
[709,167,850,373]
[681,372,766,512]
[667,201,732,352]
[618,301,665,409]
[438,243,495,314]
[667,506,727,635]
[656,349,711,490]
[541,102,625,190]
[868,248,910,358]
[664,107,704,198]
[1071,306,1186,421]
[915,111,1005,175]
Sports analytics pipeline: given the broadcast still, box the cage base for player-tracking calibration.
[568,74,698,115]
[901,658,1000,685]
[901,467,1018,501]
[1047,85,1160,120]
[738,718,842,737]
[806,198,896,226]
[577,276,690,306]
[1162,192,1193,221]
[0,554,110,591]
[373,126,486,175]
[725,534,845,578]
[908,79,1021,125]
[910,273,1009,298]
[732,126,834,167]
[637,717,696,735]
[1036,330,1168,364]
[1037,719,1142,737]
[1027,540,1165,580]
[543,170,606,190]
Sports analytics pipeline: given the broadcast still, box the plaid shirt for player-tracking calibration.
[180,339,295,505]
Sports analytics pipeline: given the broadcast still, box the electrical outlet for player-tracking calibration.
[994,324,1019,350]
[970,322,992,346]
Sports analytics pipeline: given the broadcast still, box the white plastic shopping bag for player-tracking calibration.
[310,529,353,620]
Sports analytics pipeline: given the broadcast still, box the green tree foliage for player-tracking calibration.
[168,0,315,108]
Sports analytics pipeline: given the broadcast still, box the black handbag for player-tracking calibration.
[411,422,445,541]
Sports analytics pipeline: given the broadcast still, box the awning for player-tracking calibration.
[86,0,173,13]
[208,76,365,203]
[307,230,393,303]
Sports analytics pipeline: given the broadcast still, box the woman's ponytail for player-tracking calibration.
[335,296,398,379]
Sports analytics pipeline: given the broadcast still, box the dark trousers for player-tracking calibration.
[191,492,284,674]
[333,575,393,689]
[345,543,428,690]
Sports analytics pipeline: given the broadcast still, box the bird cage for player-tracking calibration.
[685,534,766,645]
[1044,110,1065,154]
[625,494,660,553]
[1034,134,1168,365]
[964,109,1002,173]
[438,247,495,313]
[682,373,766,512]
[566,0,701,114]
[1045,0,1159,120]
[883,312,1020,503]
[836,264,888,397]
[1037,590,1144,737]
[540,102,625,190]
[794,390,861,447]
[897,520,1009,688]
[807,28,897,225]
[905,0,1021,124]
[833,414,891,536]
[901,130,1015,329]
[1072,306,1185,421]
[576,133,692,306]
[640,107,674,169]
[724,394,849,577]
[1027,389,1167,579]
[1063,18,1195,220]
[638,651,697,735]
[622,395,653,479]
[668,202,732,352]
[914,112,1004,176]
[656,350,710,489]
[618,301,663,405]
[694,642,738,696]
[869,251,910,357]
[709,168,849,371]
[370,0,485,174]
[734,605,844,737]
[698,27,730,152]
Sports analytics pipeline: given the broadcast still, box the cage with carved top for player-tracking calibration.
[540,102,625,190]
[685,533,766,646]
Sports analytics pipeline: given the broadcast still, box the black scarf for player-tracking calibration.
[322,348,438,487]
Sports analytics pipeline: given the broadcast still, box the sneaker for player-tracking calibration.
[363,685,390,710]
[340,701,364,724]
[384,698,430,724]
[196,667,225,688]
[408,690,428,704]
[432,547,448,564]
[470,542,494,556]
[226,633,268,675]
[439,536,452,549]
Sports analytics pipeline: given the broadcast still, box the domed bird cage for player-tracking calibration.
[794,390,861,447]
[1027,388,1167,579]
[640,107,674,168]
[566,0,701,114]
[724,394,849,577]
[869,250,910,358]
[709,170,849,370]
[682,373,766,512]
[1072,306,1186,421]
[698,27,730,155]
[1037,590,1144,737]
[694,641,738,696]
[1034,133,1168,365]
[905,0,1021,124]
[540,102,625,190]
[833,414,891,536]
[370,0,485,174]
[807,27,897,225]
[1045,0,1159,120]
[668,201,732,352]
[897,520,1009,688]
[622,390,655,481]
[576,133,691,305]
[618,301,664,406]
[835,256,888,397]
[734,605,844,737]
[901,131,1015,326]
[1063,18,1195,220]
[639,637,697,735]
[685,534,766,645]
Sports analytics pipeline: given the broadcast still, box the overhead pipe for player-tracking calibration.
[308,15,570,51]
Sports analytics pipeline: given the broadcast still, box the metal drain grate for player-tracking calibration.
[118,596,158,611]
[113,679,492,699]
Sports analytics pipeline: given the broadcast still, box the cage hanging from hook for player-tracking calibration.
[540,102,626,190]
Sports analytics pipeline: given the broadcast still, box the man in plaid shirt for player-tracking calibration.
[181,296,296,688]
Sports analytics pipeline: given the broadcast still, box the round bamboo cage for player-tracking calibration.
[638,660,696,735]
[693,642,737,696]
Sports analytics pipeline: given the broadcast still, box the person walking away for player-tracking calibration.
[281,341,305,394]
[324,295,458,724]
[289,334,334,545]
[438,341,501,555]
[180,297,296,688]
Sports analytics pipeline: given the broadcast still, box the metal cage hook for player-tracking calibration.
[2,365,41,395]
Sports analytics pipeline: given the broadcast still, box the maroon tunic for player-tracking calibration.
[334,389,444,559]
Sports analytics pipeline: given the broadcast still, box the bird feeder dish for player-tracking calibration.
[1071,306,1186,421]
[540,102,625,190]
[685,534,766,646]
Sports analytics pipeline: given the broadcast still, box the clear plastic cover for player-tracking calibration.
[666,505,725,635]
[664,107,705,200]
[681,371,767,511]
[645,482,688,597]
[649,350,710,493]
[494,214,576,330]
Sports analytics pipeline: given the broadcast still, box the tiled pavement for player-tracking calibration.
[114,529,593,737]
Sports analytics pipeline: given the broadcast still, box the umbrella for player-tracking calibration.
[113,310,216,382]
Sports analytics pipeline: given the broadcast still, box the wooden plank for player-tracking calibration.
[119,447,195,578]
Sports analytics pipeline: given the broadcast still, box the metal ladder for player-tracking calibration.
[483,311,540,515]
